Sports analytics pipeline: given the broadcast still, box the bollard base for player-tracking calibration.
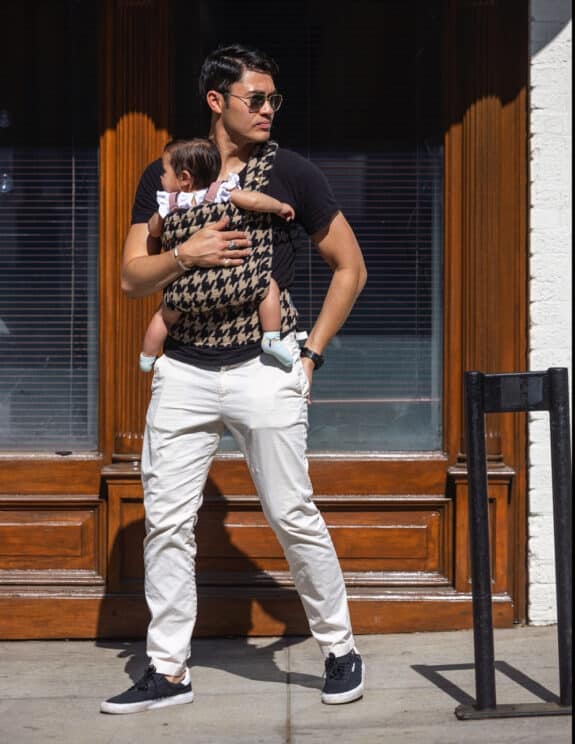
[455,702,572,720]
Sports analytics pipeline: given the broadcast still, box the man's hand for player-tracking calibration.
[300,355,314,403]
[177,215,251,269]
[121,216,251,298]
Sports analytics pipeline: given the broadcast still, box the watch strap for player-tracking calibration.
[300,346,324,369]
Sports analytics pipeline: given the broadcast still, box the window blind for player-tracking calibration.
[176,0,445,452]
[0,1,99,451]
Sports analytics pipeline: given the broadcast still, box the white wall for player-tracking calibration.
[528,1,572,624]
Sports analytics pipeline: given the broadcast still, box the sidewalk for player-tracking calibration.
[0,626,570,743]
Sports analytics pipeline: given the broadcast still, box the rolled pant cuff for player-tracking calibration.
[322,638,356,659]
[150,659,187,677]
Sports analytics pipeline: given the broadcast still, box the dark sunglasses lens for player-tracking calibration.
[247,93,283,111]
[248,94,267,111]
[269,94,283,111]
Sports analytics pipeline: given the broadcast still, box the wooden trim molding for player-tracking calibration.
[0,459,103,494]
[99,0,173,463]
[444,0,528,620]
[0,592,514,640]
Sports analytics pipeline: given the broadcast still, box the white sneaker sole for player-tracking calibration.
[100,690,194,715]
[321,664,365,705]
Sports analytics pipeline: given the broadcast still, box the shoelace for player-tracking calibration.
[133,665,158,691]
[325,653,354,680]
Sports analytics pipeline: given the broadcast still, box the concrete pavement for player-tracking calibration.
[0,625,571,743]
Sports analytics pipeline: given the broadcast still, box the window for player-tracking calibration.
[0,1,99,451]
[175,0,444,452]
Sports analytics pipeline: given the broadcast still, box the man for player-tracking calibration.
[101,44,367,715]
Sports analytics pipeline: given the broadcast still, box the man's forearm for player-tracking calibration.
[305,265,365,354]
[122,250,184,297]
[121,218,252,299]
[121,224,183,298]
[305,212,367,355]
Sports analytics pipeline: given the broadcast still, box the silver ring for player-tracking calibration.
[229,240,236,250]
[224,257,230,266]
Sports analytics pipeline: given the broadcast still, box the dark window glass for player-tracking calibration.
[0,0,99,451]
[174,0,443,451]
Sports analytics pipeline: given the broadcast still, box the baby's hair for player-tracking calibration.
[164,138,221,189]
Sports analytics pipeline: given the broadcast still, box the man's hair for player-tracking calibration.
[198,44,279,100]
[164,138,221,189]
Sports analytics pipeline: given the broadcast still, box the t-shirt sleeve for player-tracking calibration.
[131,159,163,224]
[217,172,241,202]
[271,149,339,236]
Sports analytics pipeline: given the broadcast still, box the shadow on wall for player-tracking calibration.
[530,1,572,57]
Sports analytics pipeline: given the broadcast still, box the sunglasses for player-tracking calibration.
[222,91,284,113]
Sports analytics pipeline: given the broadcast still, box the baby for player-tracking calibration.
[140,138,295,372]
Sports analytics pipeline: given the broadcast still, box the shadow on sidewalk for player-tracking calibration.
[97,636,320,690]
[411,661,561,706]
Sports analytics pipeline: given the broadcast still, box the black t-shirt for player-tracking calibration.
[131,146,339,367]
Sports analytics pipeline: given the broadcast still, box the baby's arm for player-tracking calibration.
[229,190,295,221]
[148,212,164,238]
[148,190,176,237]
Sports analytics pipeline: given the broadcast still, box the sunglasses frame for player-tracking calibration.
[222,91,284,113]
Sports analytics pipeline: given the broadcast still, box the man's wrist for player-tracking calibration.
[300,347,324,369]
[173,245,188,272]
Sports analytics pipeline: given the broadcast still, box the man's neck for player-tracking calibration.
[210,125,255,176]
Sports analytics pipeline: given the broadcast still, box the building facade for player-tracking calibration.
[0,0,570,638]
[528,0,572,625]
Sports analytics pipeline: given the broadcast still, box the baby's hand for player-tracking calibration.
[278,203,295,222]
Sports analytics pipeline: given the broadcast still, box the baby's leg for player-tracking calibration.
[259,279,292,368]
[140,304,181,372]
[258,277,282,331]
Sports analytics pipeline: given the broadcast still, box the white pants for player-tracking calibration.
[141,333,355,675]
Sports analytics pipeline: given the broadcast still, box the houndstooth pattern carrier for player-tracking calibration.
[161,140,298,348]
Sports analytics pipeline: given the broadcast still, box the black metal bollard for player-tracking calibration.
[548,368,572,706]
[464,371,497,710]
[456,367,572,719]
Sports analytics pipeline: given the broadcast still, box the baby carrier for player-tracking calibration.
[161,140,298,348]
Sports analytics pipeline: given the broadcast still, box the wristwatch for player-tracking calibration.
[300,347,324,369]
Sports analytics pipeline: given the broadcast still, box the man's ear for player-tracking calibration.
[206,89,224,114]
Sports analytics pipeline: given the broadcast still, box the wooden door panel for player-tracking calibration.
[104,469,454,593]
[0,495,105,583]
[0,460,103,494]
[452,469,512,595]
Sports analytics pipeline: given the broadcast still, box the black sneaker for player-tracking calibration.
[321,649,364,704]
[100,665,194,714]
